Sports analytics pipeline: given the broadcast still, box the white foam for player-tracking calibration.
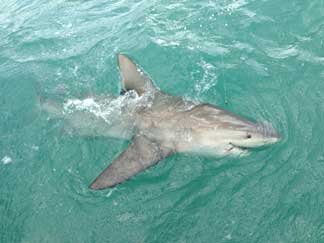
[194,60,218,95]
[225,233,232,240]
[2,156,13,164]
[62,91,144,124]
[31,145,39,151]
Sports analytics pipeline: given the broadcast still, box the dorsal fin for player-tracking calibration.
[118,54,154,96]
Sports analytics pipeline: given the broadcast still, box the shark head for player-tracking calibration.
[220,118,280,149]
[188,104,280,152]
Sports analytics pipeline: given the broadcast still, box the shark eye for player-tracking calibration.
[246,134,252,139]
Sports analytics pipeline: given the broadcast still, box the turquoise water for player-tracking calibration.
[1,0,324,242]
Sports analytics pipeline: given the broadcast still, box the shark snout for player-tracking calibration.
[256,122,280,142]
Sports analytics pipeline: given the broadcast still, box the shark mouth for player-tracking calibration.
[228,142,249,151]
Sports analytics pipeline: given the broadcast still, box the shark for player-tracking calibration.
[41,54,280,190]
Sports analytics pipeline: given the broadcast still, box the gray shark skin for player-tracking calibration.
[41,54,280,190]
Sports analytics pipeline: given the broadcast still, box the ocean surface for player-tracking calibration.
[1,0,324,242]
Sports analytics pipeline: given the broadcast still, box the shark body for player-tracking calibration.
[42,54,280,190]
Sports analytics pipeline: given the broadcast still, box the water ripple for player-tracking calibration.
[1,0,324,242]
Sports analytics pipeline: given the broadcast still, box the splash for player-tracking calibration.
[62,91,142,124]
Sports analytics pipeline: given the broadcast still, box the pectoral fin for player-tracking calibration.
[89,135,172,190]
